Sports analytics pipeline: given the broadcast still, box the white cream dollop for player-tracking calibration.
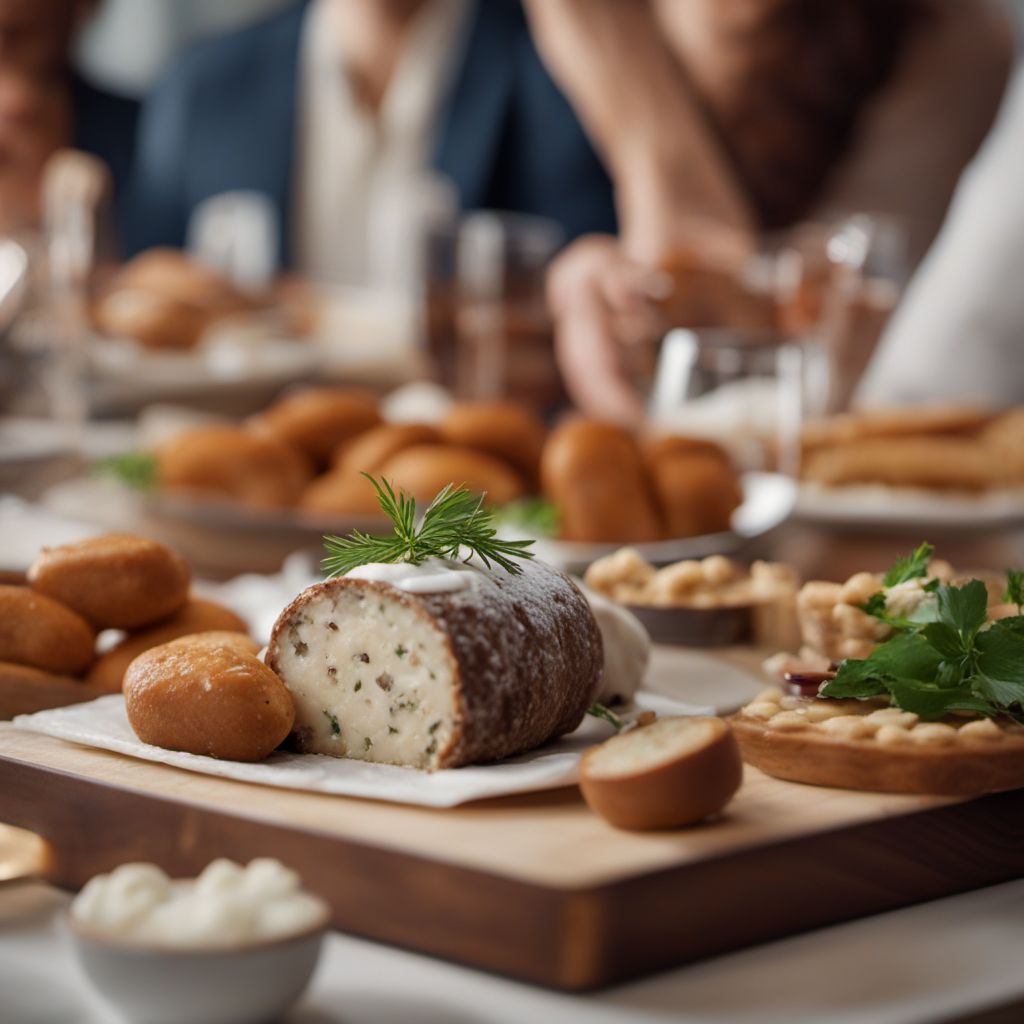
[581,585,651,704]
[344,557,475,594]
[71,859,327,949]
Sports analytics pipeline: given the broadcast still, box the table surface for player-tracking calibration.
[2,494,1024,1021]
[2,879,1024,1024]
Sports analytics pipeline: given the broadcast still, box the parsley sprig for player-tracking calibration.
[322,475,535,578]
[820,545,1024,720]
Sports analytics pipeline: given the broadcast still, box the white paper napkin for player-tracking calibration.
[12,684,723,808]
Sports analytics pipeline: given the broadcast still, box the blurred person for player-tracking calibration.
[531,0,1013,424]
[123,0,618,284]
[857,64,1024,410]
[0,0,136,232]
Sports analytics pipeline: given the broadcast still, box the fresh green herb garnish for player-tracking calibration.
[882,542,935,587]
[821,547,1024,720]
[323,710,341,736]
[93,451,158,491]
[1004,570,1024,613]
[322,475,535,578]
[493,497,561,539]
[587,703,625,731]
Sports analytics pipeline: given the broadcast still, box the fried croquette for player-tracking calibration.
[157,426,313,508]
[85,598,249,692]
[251,388,381,466]
[0,586,95,675]
[28,534,190,630]
[125,634,294,762]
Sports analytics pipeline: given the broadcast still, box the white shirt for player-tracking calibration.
[856,66,1024,409]
[292,0,469,289]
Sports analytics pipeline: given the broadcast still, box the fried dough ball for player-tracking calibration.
[92,290,211,351]
[0,661,83,688]
[157,426,313,508]
[378,444,526,506]
[125,634,294,762]
[440,402,547,482]
[28,534,190,630]
[0,586,95,675]
[332,423,441,475]
[541,420,662,543]
[298,471,384,518]
[645,440,742,537]
[86,599,249,693]
[251,388,381,466]
[113,248,256,315]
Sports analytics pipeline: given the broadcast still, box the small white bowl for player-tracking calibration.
[67,912,328,1024]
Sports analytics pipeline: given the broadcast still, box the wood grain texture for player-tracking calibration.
[1,726,1023,989]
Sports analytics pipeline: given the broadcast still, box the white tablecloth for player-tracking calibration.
[2,879,1024,1024]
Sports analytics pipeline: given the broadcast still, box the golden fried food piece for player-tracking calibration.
[646,450,742,538]
[802,405,993,452]
[0,586,95,675]
[802,438,1006,491]
[379,445,526,507]
[92,290,211,351]
[86,599,249,693]
[980,409,1024,482]
[125,634,294,762]
[332,422,441,475]
[298,471,384,518]
[541,420,662,543]
[440,402,547,483]
[28,534,190,630]
[112,248,256,315]
[157,426,313,508]
[0,661,84,687]
[251,388,381,466]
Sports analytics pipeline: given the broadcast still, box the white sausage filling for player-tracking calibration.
[273,587,458,770]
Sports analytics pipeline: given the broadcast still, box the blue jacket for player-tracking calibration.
[124,0,617,265]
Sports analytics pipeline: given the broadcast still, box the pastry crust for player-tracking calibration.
[28,534,190,629]
[378,444,526,507]
[125,634,293,762]
[731,694,1024,795]
[802,438,1007,491]
[440,402,547,483]
[86,599,249,692]
[332,423,441,475]
[541,420,662,543]
[157,426,313,508]
[298,471,384,517]
[251,388,381,466]
[0,586,95,676]
[801,405,994,451]
[645,443,742,537]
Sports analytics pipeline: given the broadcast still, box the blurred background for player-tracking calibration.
[2,0,1023,580]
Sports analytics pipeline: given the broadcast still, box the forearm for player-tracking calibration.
[522,0,753,257]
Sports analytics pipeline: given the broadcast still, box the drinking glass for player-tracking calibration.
[425,211,564,412]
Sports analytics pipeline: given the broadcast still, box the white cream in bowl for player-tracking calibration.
[71,858,328,949]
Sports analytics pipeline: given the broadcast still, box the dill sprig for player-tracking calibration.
[322,475,536,578]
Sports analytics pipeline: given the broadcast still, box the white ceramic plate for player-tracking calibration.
[532,472,797,574]
[794,483,1024,531]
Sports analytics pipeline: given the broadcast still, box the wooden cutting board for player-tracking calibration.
[2,725,1022,990]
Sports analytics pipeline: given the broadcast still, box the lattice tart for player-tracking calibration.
[731,687,1024,796]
